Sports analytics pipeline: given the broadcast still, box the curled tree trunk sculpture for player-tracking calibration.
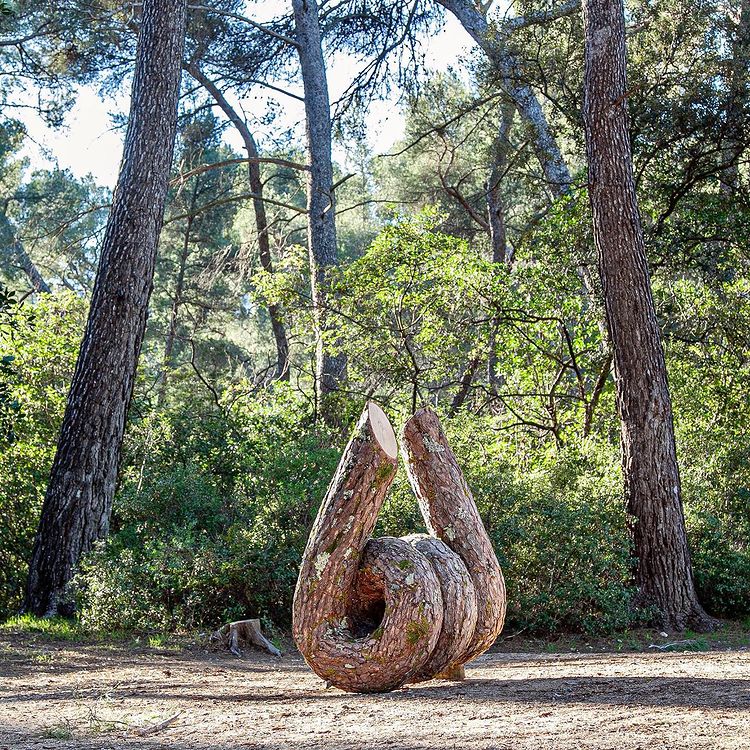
[293,403,505,693]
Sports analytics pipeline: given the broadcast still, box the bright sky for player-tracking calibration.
[17,8,476,188]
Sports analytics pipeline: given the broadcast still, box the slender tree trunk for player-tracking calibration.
[582,0,712,631]
[486,103,514,265]
[157,212,193,406]
[292,0,347,419]
[448,356,480,416]
[719,0,749,197]
[185,63,290,379]
[436,0,573,197]
[24,0,187,617]
[438,0,602,310]
[11,239,51,293]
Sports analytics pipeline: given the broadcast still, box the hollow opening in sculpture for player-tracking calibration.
[292,403,507,693]
[348,567,387,638]
[348,597,386,639]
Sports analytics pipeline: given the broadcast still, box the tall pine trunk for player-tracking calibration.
[292,0,347,421]
[581,0,712,630]
[185,63,291,379]
[24,0,188,616]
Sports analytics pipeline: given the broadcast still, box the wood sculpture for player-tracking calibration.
[292,402,506,693]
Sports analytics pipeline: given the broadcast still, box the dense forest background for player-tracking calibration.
[1,0,749,637]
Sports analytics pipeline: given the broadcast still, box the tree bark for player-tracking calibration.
[292,0,347,419]
[436,0,573,197]
[10,238,51,294]
[581,0,712,631]
[293,402,445,693]
[211,619,282,657]
[401,408,506,661]
[185,63,291,380]
[486,102,515,264]
[294,403,505,692]
[24,0,187,617]
[403,534,477,682]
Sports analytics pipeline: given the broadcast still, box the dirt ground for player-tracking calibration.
[1,632,749,750]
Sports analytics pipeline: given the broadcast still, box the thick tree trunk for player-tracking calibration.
[292,0,347,418]
[24,0,187,617]
[401,408,506,661]
[293,402,445,693]
[402,534,477,682]
[582,0,712,631]
[185,63,290,379]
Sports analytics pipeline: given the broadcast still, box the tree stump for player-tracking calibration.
[211,619,281,657]
[292,403,505,693]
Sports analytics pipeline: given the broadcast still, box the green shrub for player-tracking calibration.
[0,292,86,618]
[445,417,639,634]
[75,386,340,631]
[74,399,645,635]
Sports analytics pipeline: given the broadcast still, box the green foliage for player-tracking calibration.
[0,613,85,640]
[74,386,340,631]
[0,291,86,619]
[443,417,638,634]
[74,402,640,635]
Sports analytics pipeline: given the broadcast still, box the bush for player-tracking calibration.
[0,292,86,618]
[76,396,642,635]
[75,385,340,631]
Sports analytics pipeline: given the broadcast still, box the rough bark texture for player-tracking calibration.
[293,402,445,693]
[582,0,712,631]
[185,63,290,379]
[24,0,187,617]
[292,0,347,416]
[403,534,477,682]
[401,408,506,661]
[294,403,506,693]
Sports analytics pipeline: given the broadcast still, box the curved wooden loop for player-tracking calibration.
[403,534,478,682]
[401,408,507,662]
[293,403,506,693]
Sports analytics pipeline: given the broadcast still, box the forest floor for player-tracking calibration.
[1,626,750,750]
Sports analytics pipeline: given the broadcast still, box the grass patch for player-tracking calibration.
[43,721,74,740]
[0,614,85,640]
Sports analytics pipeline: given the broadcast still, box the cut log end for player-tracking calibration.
[367,401,398,459]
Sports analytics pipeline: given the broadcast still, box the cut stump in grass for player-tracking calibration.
[211,619,281,657]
